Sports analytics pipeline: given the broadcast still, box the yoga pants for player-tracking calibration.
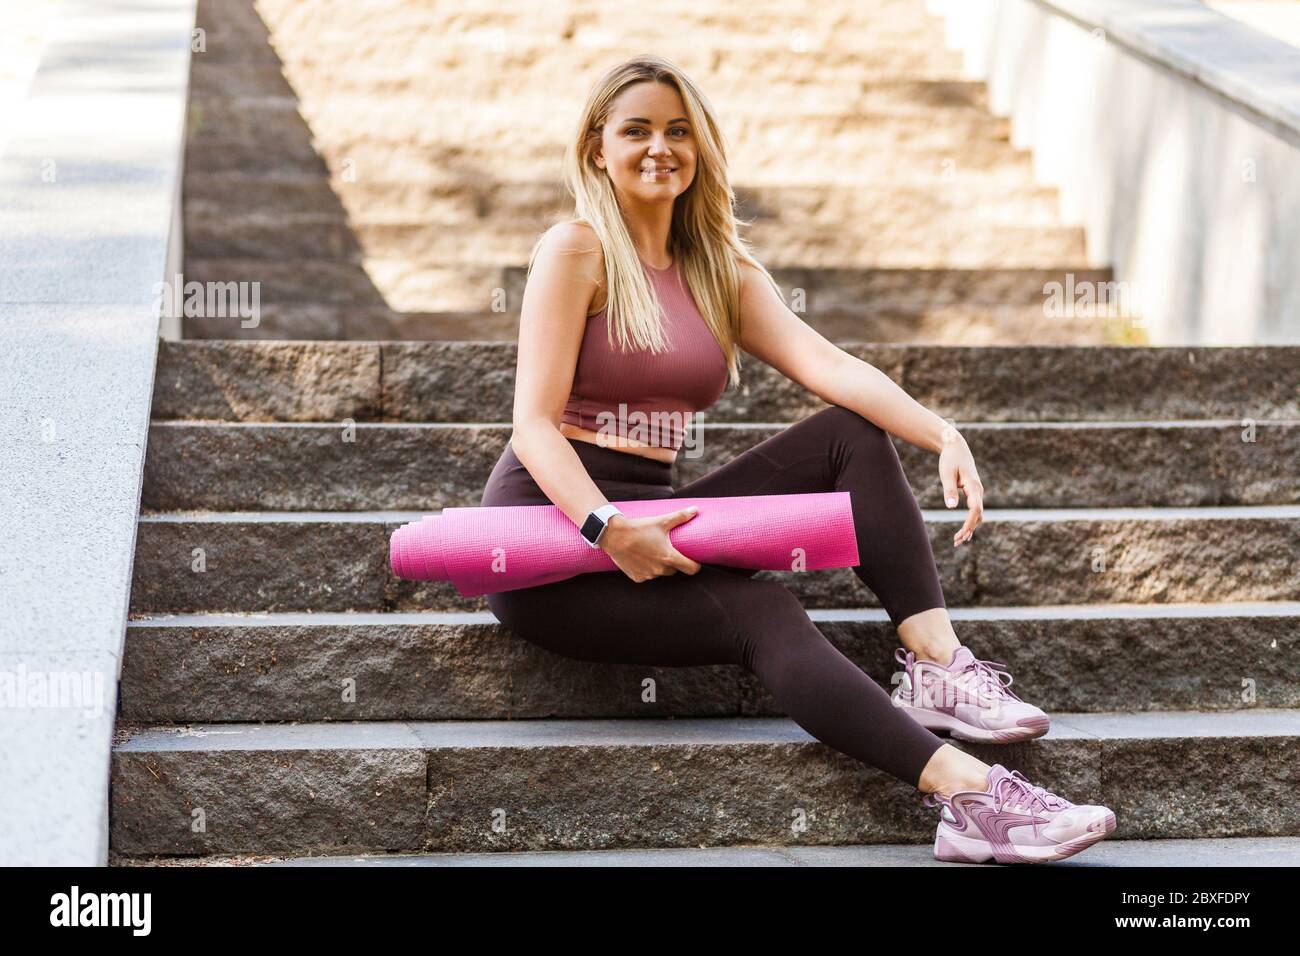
[479,404,950,787]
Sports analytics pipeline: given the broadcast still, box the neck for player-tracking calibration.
[624,209,674,267]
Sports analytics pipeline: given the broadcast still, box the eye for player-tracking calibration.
[625,127,691,137]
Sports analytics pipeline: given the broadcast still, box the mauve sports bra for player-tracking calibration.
[561,258,729,450]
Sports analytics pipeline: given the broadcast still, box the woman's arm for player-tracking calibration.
[508,222,616,530]
[735,261,984,545]
[735,262,951,453]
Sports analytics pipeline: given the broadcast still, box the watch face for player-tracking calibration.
[580,512,604,543]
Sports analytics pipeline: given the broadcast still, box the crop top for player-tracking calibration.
[561,258,729,451]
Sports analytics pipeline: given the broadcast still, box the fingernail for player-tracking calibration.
[946,497,956,507]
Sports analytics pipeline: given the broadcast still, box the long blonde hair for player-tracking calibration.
[527,54,785,392]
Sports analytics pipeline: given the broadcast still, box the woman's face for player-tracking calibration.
[594,81,697,206]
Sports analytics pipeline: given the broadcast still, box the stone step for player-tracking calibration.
[190,84,1002,125]
[262,307,1115,346]
[118,603,1300,723]
[127,506,1300,615]
[184,214,1083,270]
[177,260,1107,315]
[188,97,1012,167]
[183,117,1028,181]
[109,835,1300,867]
[220,96,1011,148]
[180,302,1114,346]
[186,134,1039,184]
[184,170,1052,223]
[270,33,962,74]
[108,709,1300,857]
[139,419,1300,512]
[190,58,991,114]
[149,342,1300,424]
[201,28,964,79]
[252,0,949,38]
[185,177,1065,240]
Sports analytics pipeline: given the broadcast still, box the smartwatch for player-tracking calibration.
[580,504,624,548]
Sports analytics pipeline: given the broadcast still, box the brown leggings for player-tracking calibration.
[479,404,949,787]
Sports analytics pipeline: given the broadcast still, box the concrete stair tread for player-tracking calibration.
[109,835,1300,866]
[114,708,1300,752]
[188,60,994,106]
[147,341,1300,424]
[133,504,1300,521]
[123,600,1300,627]
[127,502,1299,613]
[183,229,1088,272]
[114,598,1297,723]
[184,167,1045,198]
[142,417,1300,425]
[186,187,1070,226]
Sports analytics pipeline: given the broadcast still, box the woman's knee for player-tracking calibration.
[828,403,891,446]
[808,404,893,459]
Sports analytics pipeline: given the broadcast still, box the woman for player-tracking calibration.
[480,55,1116,864]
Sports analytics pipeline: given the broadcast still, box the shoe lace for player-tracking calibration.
[994,770,1071,815]
[957,655,1025,704]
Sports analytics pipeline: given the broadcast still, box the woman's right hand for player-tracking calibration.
[598,508,702,583]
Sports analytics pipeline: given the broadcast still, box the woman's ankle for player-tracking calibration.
[913,643,958,666]
[930,773,991,800]
[917,746,993,799]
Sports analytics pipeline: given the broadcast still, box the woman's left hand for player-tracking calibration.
[938,426,984,547]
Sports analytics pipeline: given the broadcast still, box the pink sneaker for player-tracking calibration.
[923,763,1117,864]
[891,645,1050,743]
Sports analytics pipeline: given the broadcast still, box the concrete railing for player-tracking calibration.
[0,0,197,865]
[926,0,1300,344]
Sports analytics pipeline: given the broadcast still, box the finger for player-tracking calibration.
[956,497,983,537]
[664,506,700,527]
[963,477,985,528]
[941,468,960,509]
[669,549,701,574]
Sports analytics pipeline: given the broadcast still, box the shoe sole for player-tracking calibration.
[935,809,1117,864]
[894,697,1051,743]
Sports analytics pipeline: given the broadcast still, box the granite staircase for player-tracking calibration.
[108,0,1299,864]
[111,340,1300,863]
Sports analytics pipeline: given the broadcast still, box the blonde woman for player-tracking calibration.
[480,55,1116,864]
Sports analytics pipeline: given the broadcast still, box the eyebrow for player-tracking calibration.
[620,117,690,125]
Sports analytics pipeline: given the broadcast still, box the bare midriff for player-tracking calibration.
[558,420,678,464]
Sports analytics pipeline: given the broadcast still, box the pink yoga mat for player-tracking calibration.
[390,492,859,597]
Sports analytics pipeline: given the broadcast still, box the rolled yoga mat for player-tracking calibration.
[389,492,860,597]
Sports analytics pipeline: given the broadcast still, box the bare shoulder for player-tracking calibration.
[733,255,764,295]
[544,220,602,257]
[539,220,607,317]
